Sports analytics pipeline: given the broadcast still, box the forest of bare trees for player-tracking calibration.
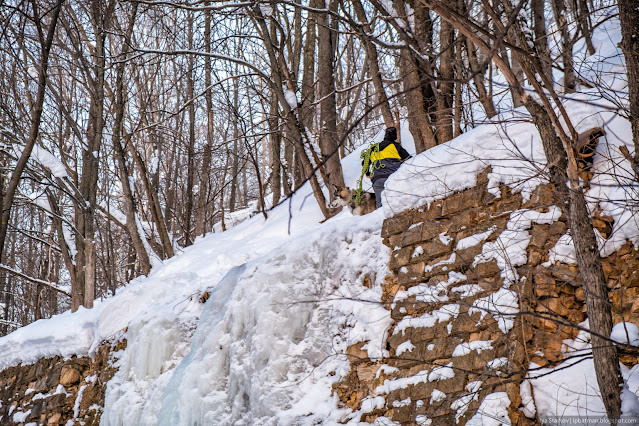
[1,0,638,417]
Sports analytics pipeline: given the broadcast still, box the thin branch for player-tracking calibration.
[0,264,70,297]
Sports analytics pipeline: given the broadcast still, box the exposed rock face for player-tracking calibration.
[0,340,124,425]
[335,170,639,424]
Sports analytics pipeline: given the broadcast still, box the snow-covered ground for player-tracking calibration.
[0,125,414,425]
[1,10,639,426]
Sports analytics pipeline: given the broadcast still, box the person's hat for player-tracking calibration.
[384,126,397,141]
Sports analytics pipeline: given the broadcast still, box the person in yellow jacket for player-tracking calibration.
[363,126,411,208]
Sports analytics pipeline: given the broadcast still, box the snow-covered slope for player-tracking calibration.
[384,16,638,259]
[103,210,393,425]
[0,125,414,425]
[0,124,407,369]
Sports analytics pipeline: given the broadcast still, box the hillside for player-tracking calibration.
[1,12,639,426]
[0,126,417,424]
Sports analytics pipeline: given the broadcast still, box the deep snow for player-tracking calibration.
[1,10,639,426]
[0,126,413,425]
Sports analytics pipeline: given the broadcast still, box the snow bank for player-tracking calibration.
[0,306,100,371]
[611,322,639,346]
[0,121,402,425]
[383,116,547,215]
[530,358,639,421]
[0,158,327,372]
[152,212,391,426]
[466,392,511,426]
[383,16,639,260]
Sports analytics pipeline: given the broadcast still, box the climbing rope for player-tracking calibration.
[354,143,383,204]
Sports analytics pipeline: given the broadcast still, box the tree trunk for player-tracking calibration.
[571,188,622,420]
[618,0,639,179]
[399,50,437,153]
[454,35,463,137]
[436,19,455,143]
[352,0,395,127]
[196,4,214,237]
[74,0,115,311]
[531,0,553,82]
[111,3,151,275]
[283,138,294,196]
[551,0,576,93]
[517,22,623,424]
[252,6,331,218]
[0,0,62,266]
[128,143,175,259]
[229,142,239,212]
[389,0,438,153]
[510,54,525,107]
[465,38,497,118]
[300,0,317,133]
[528,100,623,421]
[164,128,178,232]
[269,93,282,206]
[83,240,95,308]
[184,12,196,246]
[577,0,595,56]
[317,0,345,201]
[229,76,240,213]
[46,191,77,300]
[419,0,623,419]
[112,90,152,276]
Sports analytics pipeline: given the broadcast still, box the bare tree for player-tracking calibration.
[416,0,622,419]
[0,0,63,269]
[317,0,346,201]
[110,2,152,275]
[618,0,639,179]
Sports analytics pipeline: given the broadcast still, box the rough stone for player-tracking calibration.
[413,339,448,363]
[421,220,450,242]
[346,342,369,363]
[47,412,62,424]
[490,195,522,215]
[355,364,378,385]
[401,223,425,246]
[423,239,452,261]
[397,264,425,286]
[59,366,81,386]
[442,188,482,217]
[388,233,402,249]
[473,260,501,278]
[448,209,481,235]
[389,246,413,271]
[549,264,580,282]
[534,282,559,298]
[0,341,122,426]
[381,214,413,239]
[524,184,557,208]
[575,287,585,301]
[529,226,549,248]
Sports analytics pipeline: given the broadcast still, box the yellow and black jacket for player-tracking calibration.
[364,135,411,183]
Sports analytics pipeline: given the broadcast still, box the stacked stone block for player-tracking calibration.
[335,169,639,424]
[0,340,124,425]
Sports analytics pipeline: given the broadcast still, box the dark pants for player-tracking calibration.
[372,177,387,209]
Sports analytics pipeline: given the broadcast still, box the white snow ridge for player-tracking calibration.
[102,212,392,426]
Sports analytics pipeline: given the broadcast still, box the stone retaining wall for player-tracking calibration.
[0,340,124,425]
[335,169,639,424]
